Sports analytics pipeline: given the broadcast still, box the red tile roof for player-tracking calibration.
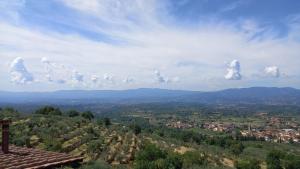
[0,145,83,169]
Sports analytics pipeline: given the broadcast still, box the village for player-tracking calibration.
[165,116,300,144]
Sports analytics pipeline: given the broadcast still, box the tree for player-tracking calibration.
[230,142,244,155]
[134,143,183,169]
[282,154,300,169]
[182,151,207,168]
[87,139,104,158]
[0,107,21,119]
[104,117,111,126]
[81,111,94,120]
[67,110,80,117]
[266,150,284,169]
[130,124,141,135]
[35,106,62,116]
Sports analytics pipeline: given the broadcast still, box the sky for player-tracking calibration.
[0,0,300,91]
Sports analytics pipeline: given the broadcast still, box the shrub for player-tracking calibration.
[81,111,94,120]
[235,159,261,169]
[67,110,80,117]
[35,106,62,116]
[134,143,183,169]
[104,117,111,126]
[183,151,207,168]
[130,124,142,135]
[266,150,284,169]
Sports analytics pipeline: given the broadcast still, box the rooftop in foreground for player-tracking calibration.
[0,145,83,169]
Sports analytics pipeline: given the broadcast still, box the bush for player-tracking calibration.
[266,150,284,169]
[81,111,94,120]
[230,142,244,155]
[134,143,183,169]
[80,160,111,169]
[183,151,207,168]
[67,110,80,117]
[104,117,111,126]
[130,124,142,135]
[35,106,62,116]
[0,107,21,119]
[235,159,261,169]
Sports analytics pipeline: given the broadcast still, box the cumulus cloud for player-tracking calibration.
[9,57,34,84]
[1,1,300,90]
[154,70,179,84]
[103,73,114,83]
[72,70,84,83]
[91,75,99,83]
[41,57,74,84]
[154,70,168,83]
[123,76,134,84]
[225,60,242,80]
[264,66,280,78]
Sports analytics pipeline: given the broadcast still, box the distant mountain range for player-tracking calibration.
[0,87,300,105]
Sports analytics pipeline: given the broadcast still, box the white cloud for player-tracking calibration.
[72,70,84,83]
[154,70,179,84]
[41,57,72,84]
[154,70,167,83]
[225,60,242,80]
[0,1,300,90]
[123,76,134,84]
[264,66,280,78]
[9,57,34,84]
[171,76,180,83]
[103,73,114,83]
[91,75,99,83]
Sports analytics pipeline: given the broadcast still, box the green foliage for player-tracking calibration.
[96,118,103,126]
[35,106,62,116]
[44,138,62,152]
[282,154,300,169]
[235,159,261,169]
[182,151,207,168]
[230,142,245,155]
[81,111,94,120]
[80,160,111,169]
[67,110,80,117]
[135,143,167,162]
[104,117,111,126]
[87,139,104,156]
[130,124,142,135]
[12,135,30,147]
[134,143,183,169]
[266,150,300,169]
[0,107,20,119]
[266,150,284,169]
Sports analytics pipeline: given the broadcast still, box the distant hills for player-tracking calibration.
[0,87,300,105]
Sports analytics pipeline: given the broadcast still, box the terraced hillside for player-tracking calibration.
[6,115,143,167]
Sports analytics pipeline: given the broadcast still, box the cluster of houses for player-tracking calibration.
[165,120,196,129]
[202,122,236,132]
[241,128,300,143]
[164,116,300,144]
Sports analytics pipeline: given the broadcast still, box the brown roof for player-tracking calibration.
[0,145,83,169]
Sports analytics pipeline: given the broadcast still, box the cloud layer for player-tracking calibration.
[1,0,300,91]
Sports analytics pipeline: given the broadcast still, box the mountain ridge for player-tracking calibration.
[0,87,300,105]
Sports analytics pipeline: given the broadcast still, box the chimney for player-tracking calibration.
[0,120,11,154]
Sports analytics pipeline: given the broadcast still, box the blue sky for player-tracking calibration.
[0,0,300,91]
